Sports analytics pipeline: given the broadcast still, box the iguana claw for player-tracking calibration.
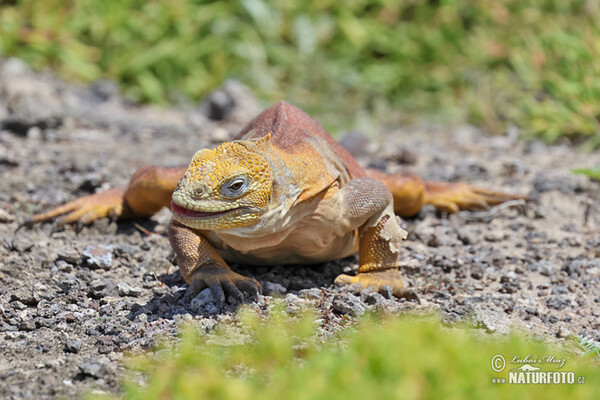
[335,269,420,303]
[184,265,262,306]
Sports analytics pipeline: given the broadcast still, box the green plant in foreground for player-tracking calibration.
[89,308,600,400]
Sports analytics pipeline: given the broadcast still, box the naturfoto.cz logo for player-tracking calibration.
[490,354,586,385]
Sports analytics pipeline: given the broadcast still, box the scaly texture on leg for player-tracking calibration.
[22,186,128,230]
[331,178,417,300]
[424,181,527,213]
[366,169,425,217]
[168,219,261,304]
[367,168,525,216]
[23,165,186,228]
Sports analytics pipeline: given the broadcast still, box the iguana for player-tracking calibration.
[25,101,522,304]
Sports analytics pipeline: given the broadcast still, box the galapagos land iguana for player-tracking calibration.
[25,101,523,304]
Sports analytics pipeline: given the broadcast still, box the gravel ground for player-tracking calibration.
[0,57,599,399]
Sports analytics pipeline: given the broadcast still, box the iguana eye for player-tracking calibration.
[221,177,249,198]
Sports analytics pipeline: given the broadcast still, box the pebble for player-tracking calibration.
[190,288,216,308]
[557,327,572,339]
[78,359,107,379]
[551,285,569,295]
[82,245,114,269]
[64,339,81,354]
[57,248,81,264]
[332,293,366,317]
[263,281,287,295]
[0,209,15,223]
[538,261,558,277]
[298,288,321,300]
[117,282,143,297]
[546,296,570,311]
[285,293,304,315]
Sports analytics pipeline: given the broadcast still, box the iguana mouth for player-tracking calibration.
[171,202,237,219]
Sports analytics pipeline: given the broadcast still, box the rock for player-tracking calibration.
[263,281,287,296]
[332,293,366,316]
[116,282,143,297]
[78,359,106,379]
[0,209,15,223]
[532,171,587,194]
[551,285,569,295]
[557,327,572,339]
[363,291,386,306]
[190,288,216,308]
[285,293,304,315]
[547,296,570,311]
[200,88,235,121]
[299,288,321,300]
[89,80,118,102]
[57,247,81,264]
[538,261,558,277]
[64,339,81,354]
[82,245,114,269]
[10,287,39,306]
[471,264,485,280]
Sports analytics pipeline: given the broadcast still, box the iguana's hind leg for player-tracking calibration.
[331,178,418,301]
[23,165,186,229]
[423,181,525,213]
[366,168,525,216]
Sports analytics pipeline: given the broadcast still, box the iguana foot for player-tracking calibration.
[184,265,262,306]
[334,269,420,303]
[424,181,526,213]
[20,186,127,231]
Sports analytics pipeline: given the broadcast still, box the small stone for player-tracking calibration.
[484,231,504,242]
[0,209,14,223]
[263,281,287,296]
[78,359,106,378]
[57,248,81,264]
[285,293,304,314]
[299,288,321,300]
[363,291,386,306]
[471,265,484,280]
[332,293,366,316]
[190,288,216,309]
[202,89,235,121]
[551,285,569,295]
[82,245,114,269]
[117,282,142,297]
[64,339,81,354]
[557,327,572,339]
[538,261,558,277]
[10,288,39,306]
[547,296,570,311]
[18,320,36,332]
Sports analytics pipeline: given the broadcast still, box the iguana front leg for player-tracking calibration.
[168,219,261,304]
[330,179,419,301]
[23,165,186,229]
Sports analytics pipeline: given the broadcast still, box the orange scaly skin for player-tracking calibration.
[26,101,524,304]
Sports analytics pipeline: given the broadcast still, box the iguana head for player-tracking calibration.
[171,141,273,230]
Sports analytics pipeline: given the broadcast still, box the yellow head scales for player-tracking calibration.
[171,141,273,230]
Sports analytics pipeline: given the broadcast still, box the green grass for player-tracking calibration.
[88,307,600,400]
[1,0,600,144]
[572,168,600,180]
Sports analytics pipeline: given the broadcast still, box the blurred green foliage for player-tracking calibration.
[89,309,599,400]
[1,0,600,144]
[572,167,600,180]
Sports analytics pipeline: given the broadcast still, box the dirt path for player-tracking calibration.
[0,58,599,399]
